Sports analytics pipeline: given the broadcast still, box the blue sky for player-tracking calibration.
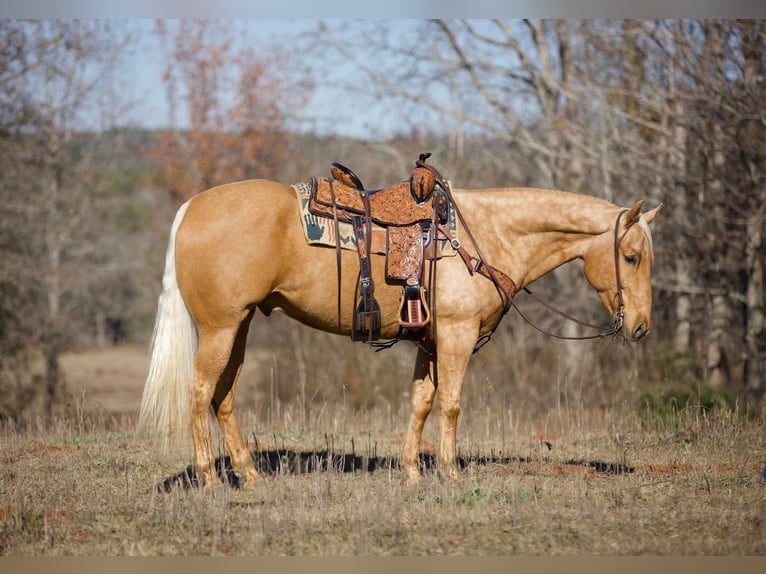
[2,0,759,19]
[10,10,762,139]
[119,19,406,136]
[120,20,325,132]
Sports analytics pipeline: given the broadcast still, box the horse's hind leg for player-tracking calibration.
[191,315,255,488]
[211,312,260,487]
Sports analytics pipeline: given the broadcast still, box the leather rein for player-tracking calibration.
[507,209,632,343]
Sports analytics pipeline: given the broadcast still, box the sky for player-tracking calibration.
[5,5,762,139]
[2,0,761,19]
[117,20,424,139]
[119,20,324,132]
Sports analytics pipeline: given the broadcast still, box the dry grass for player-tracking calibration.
[1,344,764,555]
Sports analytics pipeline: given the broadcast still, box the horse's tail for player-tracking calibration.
[138,199,197,450]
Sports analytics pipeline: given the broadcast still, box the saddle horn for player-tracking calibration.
[410,152,438,203]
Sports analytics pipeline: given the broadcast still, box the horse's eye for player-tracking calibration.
[624,254,638,266]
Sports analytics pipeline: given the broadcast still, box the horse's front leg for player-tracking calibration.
[401,322,477,484]
[434,321,477,482]
[402,346,437,485]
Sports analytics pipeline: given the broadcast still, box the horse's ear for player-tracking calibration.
[624,200,645,227]
[642,203,663,225]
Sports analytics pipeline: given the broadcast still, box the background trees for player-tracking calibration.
[315,19,766,406]
[0,19,763,422]
[148,20,308,202]
[0,21,141,419]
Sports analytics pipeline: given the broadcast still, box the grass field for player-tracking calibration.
[1,345,764,555]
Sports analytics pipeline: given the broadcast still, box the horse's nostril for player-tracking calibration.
[632,323,648,340]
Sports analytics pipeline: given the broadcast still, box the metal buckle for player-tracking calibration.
[612,308,625,338]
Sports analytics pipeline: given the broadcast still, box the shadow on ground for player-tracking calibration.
[158,448,634,492]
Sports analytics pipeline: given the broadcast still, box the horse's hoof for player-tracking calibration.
[200,479,226,493]
[437,468,462,484]
[401,466,422,486]
[239,470,261,489]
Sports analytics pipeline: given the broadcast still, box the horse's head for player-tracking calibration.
[583,200,662,341]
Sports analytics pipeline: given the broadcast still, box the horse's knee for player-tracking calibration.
[410,378,435,416]
[191,384,214,418]
[439,398,461,421]
[437,380,463,420]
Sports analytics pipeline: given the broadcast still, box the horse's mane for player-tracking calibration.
[453,186,622,235]
[456,186,616,208]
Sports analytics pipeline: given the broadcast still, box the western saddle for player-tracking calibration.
[308,153,450,343]
[307,153,516,346]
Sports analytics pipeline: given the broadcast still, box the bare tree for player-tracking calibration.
[314,19,766,402]
[148,20,309,202]
[737,20,766,399]
[0,21,133,420]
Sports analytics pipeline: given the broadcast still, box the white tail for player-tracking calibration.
[138,200,197,449]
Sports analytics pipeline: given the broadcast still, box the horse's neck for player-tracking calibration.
[455,187,618,288]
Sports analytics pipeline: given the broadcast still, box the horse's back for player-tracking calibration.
[182,179,296,226]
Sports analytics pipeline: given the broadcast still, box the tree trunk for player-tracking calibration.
[740,20,765,402]
[673,263,692,354]
[702,28,729,388]
[705,294,729,389]
[669,67,691,355]
[43,342,61,420]
[744,213,765,400]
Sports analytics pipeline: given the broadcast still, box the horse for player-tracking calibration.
[138,176,661,488]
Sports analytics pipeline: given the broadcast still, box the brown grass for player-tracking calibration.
[1,344,764,555]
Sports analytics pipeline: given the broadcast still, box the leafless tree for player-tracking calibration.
[314,19,766,402]
[0,21,135,420]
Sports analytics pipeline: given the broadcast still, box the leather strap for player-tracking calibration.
[436,223,517,306]
[350,186,380,343]
[327,179,343,330]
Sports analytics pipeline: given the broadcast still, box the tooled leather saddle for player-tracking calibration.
[308,153,450,343]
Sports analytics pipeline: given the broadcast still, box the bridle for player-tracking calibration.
[610,209,630,337]
[500,208,633,344]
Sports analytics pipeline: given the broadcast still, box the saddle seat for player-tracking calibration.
[308,171,439,227]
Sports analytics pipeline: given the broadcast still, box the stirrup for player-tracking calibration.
[352,283,381,341]
[353,303,381,341]
[398,284,431,330]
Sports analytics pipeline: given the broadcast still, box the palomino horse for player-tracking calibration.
[138,177,661,487]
